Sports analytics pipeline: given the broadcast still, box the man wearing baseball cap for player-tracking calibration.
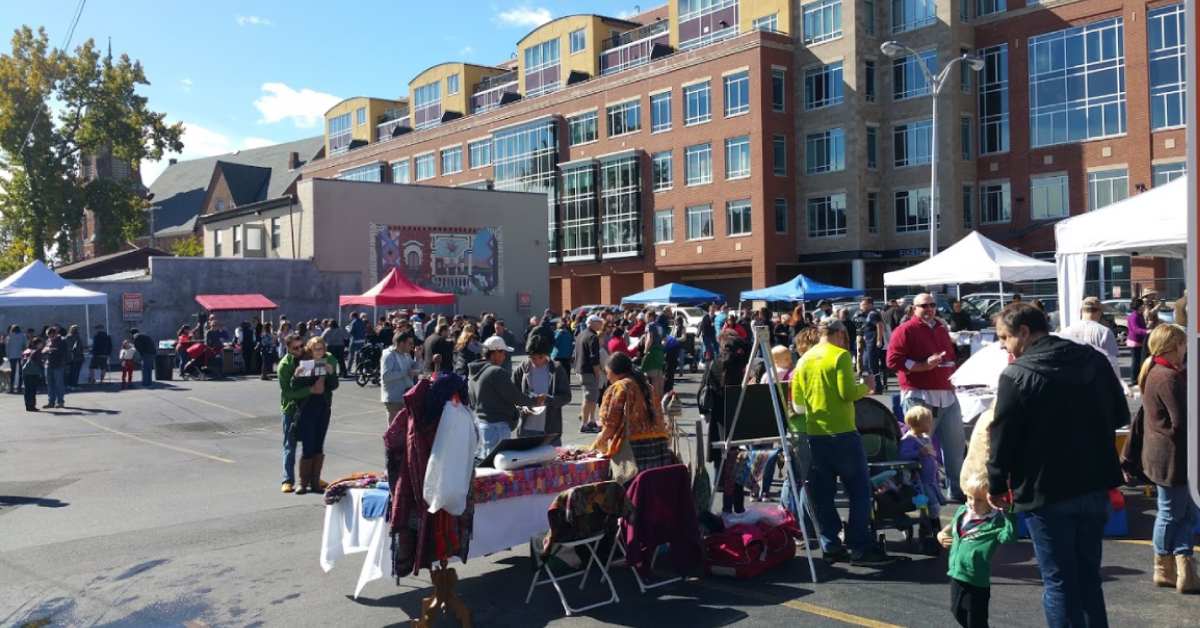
[468,335,545,457]
[573,315,605,433]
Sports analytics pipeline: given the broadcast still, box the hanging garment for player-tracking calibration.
[423,399,479,516]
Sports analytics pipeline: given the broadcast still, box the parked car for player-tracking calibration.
[1100,299,1175,344]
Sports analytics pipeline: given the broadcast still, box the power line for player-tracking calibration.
[17,0,88,154]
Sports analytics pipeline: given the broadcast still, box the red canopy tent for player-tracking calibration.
[339,268,455,307]
[195,294,278,311]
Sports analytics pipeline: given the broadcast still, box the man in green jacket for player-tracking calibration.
[278,334,324,493]
[791,319,887,565]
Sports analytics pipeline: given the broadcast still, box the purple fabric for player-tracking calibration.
[898,433,939,489]
[623,464,703,576]
[1127,311,1148,346]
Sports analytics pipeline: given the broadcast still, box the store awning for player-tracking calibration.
[194,294,278,311]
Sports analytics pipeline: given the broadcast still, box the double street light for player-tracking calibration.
[881,41,985,258]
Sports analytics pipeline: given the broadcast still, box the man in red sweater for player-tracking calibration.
[886,292,966,501]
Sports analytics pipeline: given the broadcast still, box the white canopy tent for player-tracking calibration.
[883,231,1057,299]
[1055,176,1187,329]
[0,260,110,332]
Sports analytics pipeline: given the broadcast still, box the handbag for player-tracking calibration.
[609,390,640,485]
[1119,406,1148,484]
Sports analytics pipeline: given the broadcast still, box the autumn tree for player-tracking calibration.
[0,26,183,264]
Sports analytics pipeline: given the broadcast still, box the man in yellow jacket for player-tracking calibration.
[791,319,889,565]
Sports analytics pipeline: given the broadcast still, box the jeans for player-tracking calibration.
[140,355,154,386]
[1129,345,1144,387]
[1154,484,1198,556]
[1024,490,1110,628]
[902,397,966,500]
[348,339,365,371]
[23,374,40,409]
[331,345,347,377]
[67,360,82,388]
[9,357,21,391]
[46,366,66,405]
[281,411,298,484]
[476,420,512,459]
[861,344,883,392]
[702,336,717,362]
[807,431,873,554]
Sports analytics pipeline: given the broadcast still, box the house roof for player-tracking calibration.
[55,246,170,280]
[215,161,272,206]
[147,135,323,237]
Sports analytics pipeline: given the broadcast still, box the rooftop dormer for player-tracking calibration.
[407,62,512,130]
[515,14,641,100]
[323,96,407,156]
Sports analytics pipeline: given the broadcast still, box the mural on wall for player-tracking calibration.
[371,224,503,296]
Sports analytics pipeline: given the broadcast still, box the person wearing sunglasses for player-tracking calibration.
[886,293,966,502]
[277,333,324,493]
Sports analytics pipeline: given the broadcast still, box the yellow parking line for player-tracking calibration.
[701,581,902,627]
[187,397,256,418]
[77,417,235,464]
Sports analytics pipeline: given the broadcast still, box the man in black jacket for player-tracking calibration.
[422,323,453,374]
[988,303,1126,628]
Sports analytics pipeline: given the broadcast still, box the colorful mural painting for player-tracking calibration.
[372,224,502,296]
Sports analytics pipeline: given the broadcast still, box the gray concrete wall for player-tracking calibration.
[0,257,361,348]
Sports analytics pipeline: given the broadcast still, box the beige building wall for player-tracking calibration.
[202,201,312,260]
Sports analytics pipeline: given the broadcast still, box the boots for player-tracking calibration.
[1177,555,1199,593]
[311,454,327,493]
[295,459,311,495]
[1154,554,1176,587]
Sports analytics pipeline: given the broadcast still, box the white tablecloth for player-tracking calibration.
[320,488,559,598]
[956,389,996,424]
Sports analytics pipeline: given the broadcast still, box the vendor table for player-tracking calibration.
[956,388,996,425]
[321,457,609,599]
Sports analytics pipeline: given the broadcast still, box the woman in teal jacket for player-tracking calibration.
[293,336,339,494]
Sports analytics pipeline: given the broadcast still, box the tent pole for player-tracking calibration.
[84,305,90,343]
[999,281,1006,306]
[956,284,961,300]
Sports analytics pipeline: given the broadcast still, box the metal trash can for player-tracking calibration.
[155,351,174,381]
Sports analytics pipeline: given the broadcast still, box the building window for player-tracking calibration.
[607,100,642,136]
[864,60,877,102]
[652,151,673,191]
[232,225,242,255]
[892,0,937,34]
[724,71,750,116]
[753,13,779,32]
[412,82,442,130]
[962,184,974,227]
[807,193,847,238]
[215,199,226,211]
[338,163,383,182]
[327,112,352,153]
[725,136,751,179]
[1029,17,1126,147]
[569,28,587,54]
[979,181,1011,224]
[1088,168,1128,211]
[685,143,712,186]
[561,166,596,260]
[446,73,460,95]
[772,135,787,176]
[892,119,932,167]
[771,68,786,112]
[214,230,222,257]
[958,47,973,93]
[867,192,879,233]
[978,44,1009,154]
[960,116,972,159]
[726,199,752,236]
[977,0,1005,17]
[392,159,410,184]
[805,129,845,174]
[414,154,436,181]
[865,0,876,35]
[599,156,641,257]
[686,204,714,240]
[270,218,280,249]
[650,92,672,132]
[802,0,843,45]
[654,209,674,243]
[774,198,788,233]
[568,111,598,145]
[441,146,463,175]
[866,125,878,169]
[524,38,562,97]
[678,0,740,49]
[492,119,558,257]
[355,107,366,126]
[1030,174,1069,220]
[893,49,937,100]
[804,62,844,110]
[894,187,931,232]
[1153,162,1186,186]
[468,140,491,169]
[684,82,711,125]
[1148,4,1185,130]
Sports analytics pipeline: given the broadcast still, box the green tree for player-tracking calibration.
[0,27,183,262]
[169,234,203,257]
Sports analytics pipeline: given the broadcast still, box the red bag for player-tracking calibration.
[185,342,207,360]
[705,516,798,578]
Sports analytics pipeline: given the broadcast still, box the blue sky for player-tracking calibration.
[2,1,656,184]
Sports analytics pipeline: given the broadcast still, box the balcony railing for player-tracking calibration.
[471,80,519,114]
[604,19,669,50]
[376,117,411,143]
[600,29,671,76]
[474,70,517,93]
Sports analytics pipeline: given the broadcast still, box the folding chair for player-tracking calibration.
[525,532,620,615]
[605,533,682,593]
[606,464,700,594]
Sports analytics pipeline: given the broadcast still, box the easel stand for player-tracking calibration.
[710,324,818,584]
[413,563,472,628]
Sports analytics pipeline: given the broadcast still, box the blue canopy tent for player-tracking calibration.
[739,274,862,303]
[620,282,725,305]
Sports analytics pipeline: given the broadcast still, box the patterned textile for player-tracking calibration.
[631,437,675,474]
[473,457,610,505]
[591,377,669,459]
[543,481,631,552]
[324,473,384,505]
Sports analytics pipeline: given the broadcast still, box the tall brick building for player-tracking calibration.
[293,0,1188,309]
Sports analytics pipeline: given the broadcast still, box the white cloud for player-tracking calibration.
[252,82,341,129]
[495,6,552,28]
[140,123,282,186]
[236,15,272,27]
[458,45,475,57]
[179,77,193,92]
[616,8,637,19]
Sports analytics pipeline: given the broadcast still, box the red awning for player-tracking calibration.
[195,294,278,311]
[339,268,456,307]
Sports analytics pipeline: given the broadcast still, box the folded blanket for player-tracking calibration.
[361,487,390,520]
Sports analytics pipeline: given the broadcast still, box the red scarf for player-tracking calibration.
[1152,355,1180,372]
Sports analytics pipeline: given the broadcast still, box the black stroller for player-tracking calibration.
[854,398,941,556]
[353,342,382,387]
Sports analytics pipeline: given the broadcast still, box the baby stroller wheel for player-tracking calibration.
[355,372,369,387]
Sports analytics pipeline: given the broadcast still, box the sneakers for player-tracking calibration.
[823,546,850,564]
[280,482,295,493]
[579,423,601,433]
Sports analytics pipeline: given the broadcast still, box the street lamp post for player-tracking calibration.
[881,42,984,258]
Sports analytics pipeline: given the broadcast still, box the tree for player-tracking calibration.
[169,234,203,257]
[0,27,183,262]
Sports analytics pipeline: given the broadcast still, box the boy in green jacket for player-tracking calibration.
[277,334,322,493]
[938,473,1016,627]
